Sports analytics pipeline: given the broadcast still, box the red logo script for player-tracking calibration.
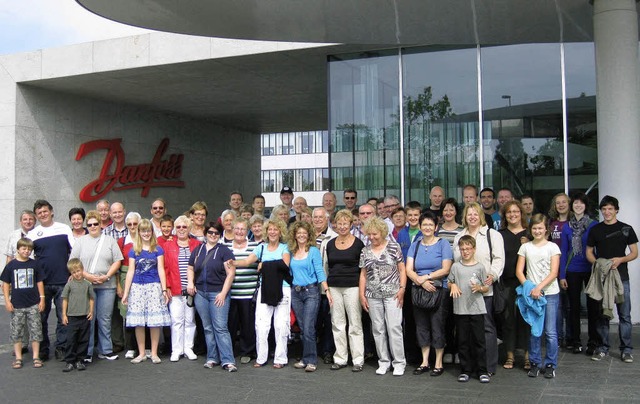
[75,138,184,202]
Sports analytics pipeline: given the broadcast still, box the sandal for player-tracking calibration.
[12,359,23,369]
[33,358,43,368]
[272,363,287,369]
[253,362,266,368]
[523,359,531,370]
[503,358,514,369]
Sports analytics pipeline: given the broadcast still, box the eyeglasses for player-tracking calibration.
[86,222,100,228]
[175,225,188,229]
[126,222,139,227]
[344,196,356,200]
[207,230,220,236]
[152,206,164,211]
[459,247,474,252]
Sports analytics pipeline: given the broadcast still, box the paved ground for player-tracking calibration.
[1,303,640,403]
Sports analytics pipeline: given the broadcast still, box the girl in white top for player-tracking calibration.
[516,213,561,379]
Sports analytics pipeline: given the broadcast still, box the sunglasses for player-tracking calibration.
[86,222,100,228]
[207,230,220,236]
[152,206,164,211]
[175,225,188,229]
[126,222,139,227]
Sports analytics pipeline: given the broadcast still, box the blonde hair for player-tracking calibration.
[288,221,316,254]
[461,202,487,228]
[133,219,158,254]
[85,210,100,224]
[362,217,389,239]
[334,208,354,224]
[263,218,288,243]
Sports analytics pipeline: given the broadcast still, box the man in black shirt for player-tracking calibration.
[586,195,638,363]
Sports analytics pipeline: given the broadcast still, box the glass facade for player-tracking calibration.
[328,44,597,213]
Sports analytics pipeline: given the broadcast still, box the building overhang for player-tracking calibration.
[75,0,608,45]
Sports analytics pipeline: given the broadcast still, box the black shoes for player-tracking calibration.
[75,361,86,371]
[62,363,75,373]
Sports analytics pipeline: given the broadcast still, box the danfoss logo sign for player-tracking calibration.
[75,138,185,203]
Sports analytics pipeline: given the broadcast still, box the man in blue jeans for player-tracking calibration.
[586,195,638,363]
[26,200,75,361]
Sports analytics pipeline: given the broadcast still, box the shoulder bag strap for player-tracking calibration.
[88,235,106,274]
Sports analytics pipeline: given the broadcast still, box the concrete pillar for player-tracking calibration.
[593,0,640,322]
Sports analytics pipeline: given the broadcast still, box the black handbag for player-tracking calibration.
[409,240,444,310]
[412,283,443,310]
[492,280,507,315]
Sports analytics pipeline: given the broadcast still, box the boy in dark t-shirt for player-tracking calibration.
[586,195,638,363]
[1,238,45,369]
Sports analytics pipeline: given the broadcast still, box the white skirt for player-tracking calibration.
[126,282,171,327]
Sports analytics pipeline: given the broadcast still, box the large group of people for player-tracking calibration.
[1,185,637,383]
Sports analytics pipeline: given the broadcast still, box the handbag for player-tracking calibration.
[409,240,444,310]
[492,279,507,315]
[412,283,443,310]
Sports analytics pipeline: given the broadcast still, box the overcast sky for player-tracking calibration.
[0,0,150,55]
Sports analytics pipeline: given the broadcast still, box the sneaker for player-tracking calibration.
[573,346,584,354]
[203,361,219,369]
[376,366,390,375]
[170,353,180,362]
[392,367,405,376]
[457,373,470,382]
[223,363,238,372]
[98,353,119,361]
[443,353,453,364]
[591,351,608,361]
[294,361,306,369]
[75,361,86,371]
[528,365,540,377]
[62,363,75,373]
[330,363,347,370]
[184,349,198,361]
[240,356,251,364]
[351,364,364,372]
[479,374,491,383]
[83,357,93,364]
[622,353,634,363]
[151,355,162,364]
[543,365,555,379]
[125,350,136,359]
[304,364,317,372]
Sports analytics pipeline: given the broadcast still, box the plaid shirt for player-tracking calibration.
[102,224,128,240]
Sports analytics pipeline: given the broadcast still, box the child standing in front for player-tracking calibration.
[448,235,490,383]
[516,213,561,378]
[122,219,171,364]
[62,258,95,372]
[1,238,45,369]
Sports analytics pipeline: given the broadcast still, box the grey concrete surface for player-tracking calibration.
[1,303,639,403]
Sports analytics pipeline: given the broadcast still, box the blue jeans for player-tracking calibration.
[88,288,116,357]
[195,291,235,366]
[41,284,66,356]
[597,280,632,354]
[291,284,321,365]
[529,293,559,368]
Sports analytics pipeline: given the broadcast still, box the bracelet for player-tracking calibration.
[40,295,45,298]
[399,285,406,289]
[162,289,168,293]
[324,289,330,293]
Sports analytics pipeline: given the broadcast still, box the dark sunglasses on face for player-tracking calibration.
[86,222,100,228]
[207,230,220,236]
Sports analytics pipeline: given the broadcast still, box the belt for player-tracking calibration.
[294,283,318,292]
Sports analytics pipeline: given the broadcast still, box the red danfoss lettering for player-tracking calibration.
[75,138,185,203]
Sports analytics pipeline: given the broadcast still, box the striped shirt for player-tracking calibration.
[224,240,260,299]
[178,246,190,289]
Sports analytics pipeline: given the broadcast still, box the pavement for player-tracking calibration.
[1,302,640,403]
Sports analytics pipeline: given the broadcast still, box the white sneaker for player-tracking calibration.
[170,353,180,362]
[125,350,135,359]
[376,366,390,375]
[184,349,198,361]
[392,367,405,376]
[145,349,151,359]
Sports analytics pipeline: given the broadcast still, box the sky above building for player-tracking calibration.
[0,0,150,55]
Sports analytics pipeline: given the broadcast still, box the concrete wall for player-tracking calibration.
[2,85,259,249]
